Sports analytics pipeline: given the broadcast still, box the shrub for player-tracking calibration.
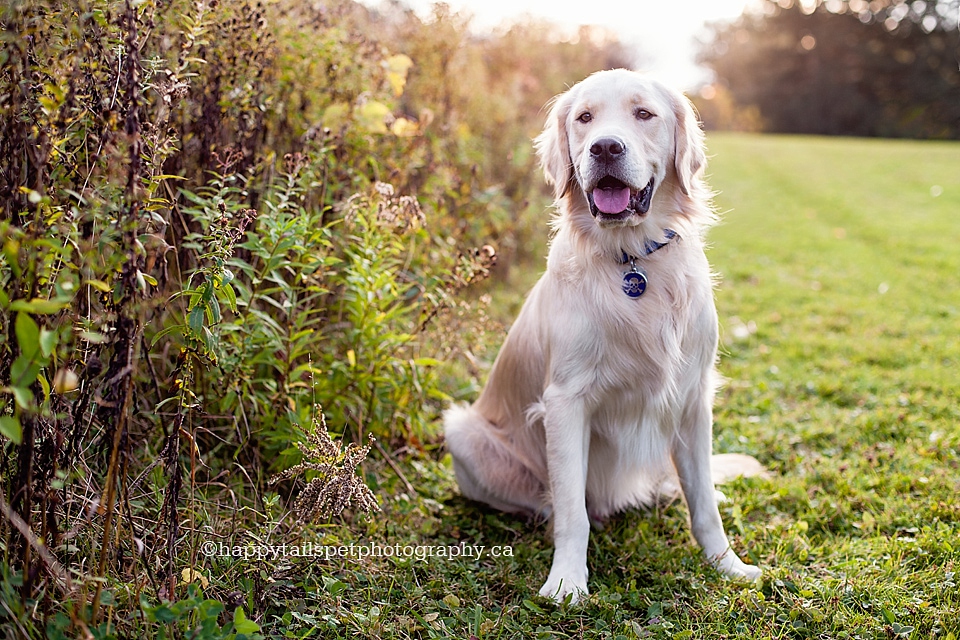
[0,0,630,635]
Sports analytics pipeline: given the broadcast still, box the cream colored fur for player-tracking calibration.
[444,69,764,604]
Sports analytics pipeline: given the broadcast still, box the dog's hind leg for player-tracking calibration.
[443,404,546,517]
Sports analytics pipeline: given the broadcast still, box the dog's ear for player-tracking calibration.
[534,91,574,201]
[672,90,707,197]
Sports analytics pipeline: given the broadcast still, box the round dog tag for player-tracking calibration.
[622,269,647,298]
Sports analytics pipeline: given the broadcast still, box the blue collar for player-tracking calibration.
[616,229,678,264]
[616,229,679,298]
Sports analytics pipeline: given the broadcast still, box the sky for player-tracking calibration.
[394,0,755,90]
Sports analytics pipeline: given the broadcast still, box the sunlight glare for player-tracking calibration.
[371,0,754,89]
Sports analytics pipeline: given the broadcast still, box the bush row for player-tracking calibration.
[0,0,630,635]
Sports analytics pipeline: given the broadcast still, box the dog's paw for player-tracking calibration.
[709,548,762,584]
[539,567,589,604]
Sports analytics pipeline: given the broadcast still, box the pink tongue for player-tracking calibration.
[593,187,631,214]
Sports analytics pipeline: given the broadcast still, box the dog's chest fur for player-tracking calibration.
[539,236,718,513]
[545,241,711,409]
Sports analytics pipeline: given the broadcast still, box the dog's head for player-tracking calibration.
[535,70,709,234]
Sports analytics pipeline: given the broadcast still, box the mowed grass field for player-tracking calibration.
[252,134,960,639]
[703,133,960,637]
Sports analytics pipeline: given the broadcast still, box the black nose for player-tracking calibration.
[589,137,626,161]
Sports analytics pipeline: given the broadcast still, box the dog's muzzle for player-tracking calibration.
[585,136,654,219]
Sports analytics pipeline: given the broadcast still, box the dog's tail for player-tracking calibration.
[657,453,768,502]
[444,404,548,516]
[709,453,769,484]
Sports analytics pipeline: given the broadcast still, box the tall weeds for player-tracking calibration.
[0,0,630,635]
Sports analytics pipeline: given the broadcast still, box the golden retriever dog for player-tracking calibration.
[444,69,763,603]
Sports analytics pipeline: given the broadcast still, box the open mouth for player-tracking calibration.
[587,176,655,218]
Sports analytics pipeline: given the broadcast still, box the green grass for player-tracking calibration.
[204,134,960,639]
[704,133,960,638]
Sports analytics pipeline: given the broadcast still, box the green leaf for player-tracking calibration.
[188,306,205,336]
[9,356,42,389]
[11,313,46,387]
[3,240,22,278]
[178,188,211,206]
[522,599,544,613]
[196,599,225,624]
[0,416,22,444]
[11,385,33,409]
[220,282,238,313]
[15,312,40,352]
[85,279,111,292]
[37,373,50,402]
[323,579,348,596]
[39,328,57,358]
[232,608,260,634]
[154,396,182,412]
[150,324,186,347]
[206,295,221,325]
[10,298,67,314]
[151,605,177,624]
[201,326,216,356]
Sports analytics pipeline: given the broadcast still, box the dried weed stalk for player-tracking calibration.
[344,181,426,233]
[416,243,497,334]
[269,406,379,522]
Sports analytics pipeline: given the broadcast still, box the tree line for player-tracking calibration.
[697,0,960,139]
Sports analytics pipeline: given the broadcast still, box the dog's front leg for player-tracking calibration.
[538,387,591,604]
[674,397,762,582]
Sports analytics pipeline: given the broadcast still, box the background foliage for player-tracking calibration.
[696,0,960,138]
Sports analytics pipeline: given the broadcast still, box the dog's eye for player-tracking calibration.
[635,108,654,121]
[576,112,592,124]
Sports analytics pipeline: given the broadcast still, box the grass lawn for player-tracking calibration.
[212,134,960,639]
